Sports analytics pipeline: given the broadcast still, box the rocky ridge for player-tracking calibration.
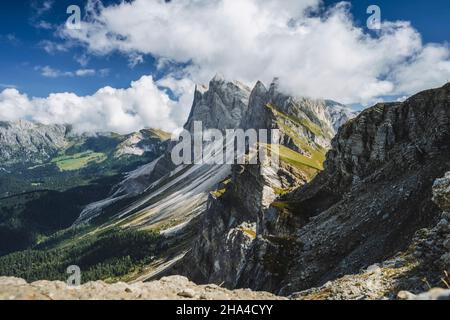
[176,83,450,295]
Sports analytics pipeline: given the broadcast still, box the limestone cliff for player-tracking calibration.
[177,83,450,295]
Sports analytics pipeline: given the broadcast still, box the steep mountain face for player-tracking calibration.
[0,120,68,166]
[63,75,355,283]
[185,74,251,131]
[171,78,349,287]
[73,75,254,225]
[0,75,356,285]
[72,75,355,228]
[177,83,450,295]
[294,171,450,300]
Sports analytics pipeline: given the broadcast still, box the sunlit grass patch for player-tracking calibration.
[52,151,107,171]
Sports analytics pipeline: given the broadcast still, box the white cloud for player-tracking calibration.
[35,65,73,78]
[60,0,450,104]
[75,69,96,77]
[39,40,72,54]
[35,0,54,16]
[0,76,185,134]
[35,65,102,78]
[74,54,90,67]
[34,20,53,30]
[128,53,144,68]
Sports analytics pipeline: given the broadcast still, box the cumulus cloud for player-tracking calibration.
[6,0,450,135]
[0,76,189,134]
[60,0,450,104]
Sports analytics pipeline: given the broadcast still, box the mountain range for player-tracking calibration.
[0,121,169,255]
[0,76,448,300]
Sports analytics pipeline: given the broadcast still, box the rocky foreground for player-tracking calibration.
[0,275,448,300]
[0,275,283,300]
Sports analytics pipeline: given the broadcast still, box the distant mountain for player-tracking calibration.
[0,120,68,167]
[324,100,360,133]
[0,120,169,169]
[0,121,169,255]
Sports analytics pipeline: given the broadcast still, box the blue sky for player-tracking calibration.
[0,0,449,133]
[0,0,448,97]
[0,0,160,96]
[325,0,450,43]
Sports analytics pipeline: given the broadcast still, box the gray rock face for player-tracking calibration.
[0,120,68,166]
[276,83,450,294]
[432,171,450,274]
[177,83,450,295]
[244,80,356,145]
[433,172,450,212]
[174,156,308,288]
[173,78,349,289]
[185,74,251,132]
[74,76,254,225]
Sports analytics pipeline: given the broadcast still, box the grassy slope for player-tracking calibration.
[265,103,328,178]
[265,103,329,209]
[266,103,333,140]
[52,151,108,172]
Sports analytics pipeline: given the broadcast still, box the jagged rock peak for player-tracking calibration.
[269,77,280,90]
[176,82,450,296]
[253,80,268,94]
[211,72,226,83]
[185,75,252,131]
[205,73,252,92]
[186,74,357,136]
